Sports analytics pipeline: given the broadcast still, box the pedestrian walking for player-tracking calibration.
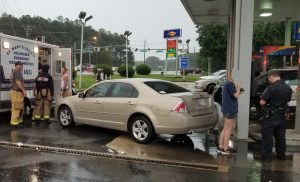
[10,61,27,126]
[218,72,241,155]
[259,71,292,162]
[33,64,54,123]
[60,67,70,97]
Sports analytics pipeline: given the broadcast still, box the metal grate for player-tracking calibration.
[0,140,218,170]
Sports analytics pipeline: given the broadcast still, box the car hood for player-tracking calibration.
[199,76,217,80]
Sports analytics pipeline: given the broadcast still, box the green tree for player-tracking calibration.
[252,22,285,51]
[0,14,135,66]
[94,50,112,65]
[196,24,227,72]
[136,64,151,75]
[93,64,113,76]
[145,56,164,71]
[118,65,135,78]
[196,22,295,72]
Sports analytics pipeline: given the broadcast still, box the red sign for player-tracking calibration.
[167,40,177,49]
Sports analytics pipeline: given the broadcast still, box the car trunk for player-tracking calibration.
[169,92,214,116]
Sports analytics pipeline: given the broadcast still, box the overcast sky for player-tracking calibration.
[1,0,200,61]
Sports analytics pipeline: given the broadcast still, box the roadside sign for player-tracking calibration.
[294,21,300,41]
[166,39,177,59]
[180,57,189,69]
[163,29,182,39]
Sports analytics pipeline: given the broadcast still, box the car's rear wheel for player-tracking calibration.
[130,116,155,144]
[58,106,74,127]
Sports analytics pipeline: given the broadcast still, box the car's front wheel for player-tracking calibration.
[58,106,74,127]
[129,116,155,144]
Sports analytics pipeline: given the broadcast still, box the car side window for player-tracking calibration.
[85,82,113,98]
[110,83,138,98]
[282,71,298,86]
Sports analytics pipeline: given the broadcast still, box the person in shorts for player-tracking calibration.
[218,72,241,155]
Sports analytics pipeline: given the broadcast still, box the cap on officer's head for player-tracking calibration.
[42,64,50,73]
[15,61,22,66]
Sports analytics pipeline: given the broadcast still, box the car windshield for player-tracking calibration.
[217,74,227,79]
[144,81,190,94]
[212,70,225,76]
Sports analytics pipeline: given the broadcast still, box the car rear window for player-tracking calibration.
[144,81,190,94]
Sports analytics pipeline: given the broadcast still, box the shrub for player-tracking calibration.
[136,64,151,75]
[118,65,135,78]
[93,64,113,77]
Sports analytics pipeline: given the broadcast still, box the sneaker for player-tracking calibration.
[221,148,237,155]
[216,146,224,153]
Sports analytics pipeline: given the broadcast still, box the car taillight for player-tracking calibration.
[172,101,187,113]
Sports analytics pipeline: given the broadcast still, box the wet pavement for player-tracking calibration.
[0,113,300,181]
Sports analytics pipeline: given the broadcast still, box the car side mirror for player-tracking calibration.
[78,92,85,98]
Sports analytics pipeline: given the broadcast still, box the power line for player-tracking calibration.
[13,0,24,17]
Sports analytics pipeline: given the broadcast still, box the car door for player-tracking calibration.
[74,82,113,125]
[101,82,139,129]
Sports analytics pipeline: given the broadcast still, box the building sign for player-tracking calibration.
[294,21,300,42]
[163,29,182,39]
[179,57,189,69]
[166,39,177,59]
[1,39,38,80]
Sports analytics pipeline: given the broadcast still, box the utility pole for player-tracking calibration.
[73,42,77,67]
[24,25,32,39]
[144,39,146,64]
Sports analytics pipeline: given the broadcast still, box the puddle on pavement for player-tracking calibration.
[106,134,218,170]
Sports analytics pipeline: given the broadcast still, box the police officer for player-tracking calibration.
[33,64,54,123]
[259,71,292,162]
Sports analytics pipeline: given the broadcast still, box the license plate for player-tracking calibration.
[198,98,209,106]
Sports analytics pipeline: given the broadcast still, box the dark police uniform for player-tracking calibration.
[34,64,54,122]
[260,80,292,161]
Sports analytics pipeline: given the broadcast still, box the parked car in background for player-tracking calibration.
[56,78,219,144]
[194,70,227,93]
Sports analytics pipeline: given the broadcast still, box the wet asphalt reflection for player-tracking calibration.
[0,113,300,181]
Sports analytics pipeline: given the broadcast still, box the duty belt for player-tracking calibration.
[262,105,287,118]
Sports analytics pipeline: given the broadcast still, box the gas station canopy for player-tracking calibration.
[181,0,300,24]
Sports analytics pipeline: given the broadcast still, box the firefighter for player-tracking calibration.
[33,64,54,123]
[10,61,27,126]
[32,62,43,122]
[259,71,292,162]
